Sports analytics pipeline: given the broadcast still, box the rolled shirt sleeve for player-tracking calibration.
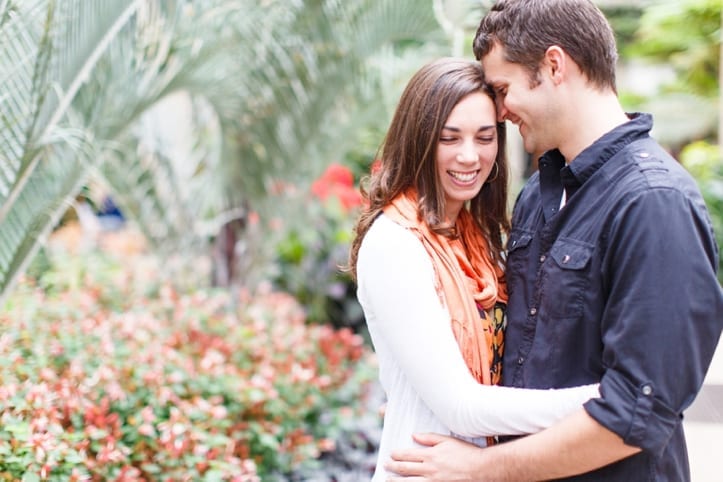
[584,187,723,454]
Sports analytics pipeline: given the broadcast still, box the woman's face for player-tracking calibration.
[436,91,498,223]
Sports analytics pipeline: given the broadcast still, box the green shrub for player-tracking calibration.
[681,140,723,283]
[269,163,365,331]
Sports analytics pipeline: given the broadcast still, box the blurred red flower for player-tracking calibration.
[311,163,362,211]
[370,159,382,174]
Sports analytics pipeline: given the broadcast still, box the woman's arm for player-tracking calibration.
[357,216,598,437]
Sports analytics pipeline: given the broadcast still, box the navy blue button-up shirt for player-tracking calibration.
[503,114,723,481]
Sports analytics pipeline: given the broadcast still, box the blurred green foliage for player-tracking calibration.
[681,141,723,281]
[268,164,366,333]
[625,0,720,96]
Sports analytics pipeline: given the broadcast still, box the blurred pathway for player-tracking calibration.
[684,336,723,481]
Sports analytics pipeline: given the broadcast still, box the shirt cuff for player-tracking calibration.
[583,368,681,455]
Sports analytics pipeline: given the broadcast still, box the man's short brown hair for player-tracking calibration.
[473,0,618,93]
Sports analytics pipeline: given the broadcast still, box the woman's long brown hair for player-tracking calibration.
[348,57,510,281]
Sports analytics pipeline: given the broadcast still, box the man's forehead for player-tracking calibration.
[482,43,505,66]
[482,45,519,82]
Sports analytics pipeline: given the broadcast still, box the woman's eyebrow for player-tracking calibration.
[441,125,496,132]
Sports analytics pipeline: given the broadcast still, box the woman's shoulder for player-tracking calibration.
[362,213,422,252]
[358,213,430,275]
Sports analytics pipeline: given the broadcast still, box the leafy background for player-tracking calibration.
[0,0,720,479]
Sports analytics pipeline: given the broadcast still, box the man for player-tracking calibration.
[385,0,723,480]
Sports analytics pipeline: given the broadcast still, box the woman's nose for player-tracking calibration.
[456,151,480,163]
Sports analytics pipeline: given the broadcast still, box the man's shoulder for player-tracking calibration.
[612,139,704,204]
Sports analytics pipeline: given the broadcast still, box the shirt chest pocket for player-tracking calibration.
[540,239,594,320]
[506,231,534,298]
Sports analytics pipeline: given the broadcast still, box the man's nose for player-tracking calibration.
[496,102,509,123]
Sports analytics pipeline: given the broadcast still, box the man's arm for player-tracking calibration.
[358,217,599,438]
[386,409,640,482]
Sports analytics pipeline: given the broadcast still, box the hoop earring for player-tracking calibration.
[486,162,499,183]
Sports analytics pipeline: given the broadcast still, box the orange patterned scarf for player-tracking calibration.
[383,189,507,386]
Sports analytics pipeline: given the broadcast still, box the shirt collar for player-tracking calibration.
[539,113,653,208]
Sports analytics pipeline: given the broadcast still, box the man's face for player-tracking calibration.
[482,43,558,157]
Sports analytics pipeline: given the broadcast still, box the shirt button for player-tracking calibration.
[562,255,571,264]
[517,356,525,365]
[642,384,653,396]
[539,255,546,263]
[529,307,537,316]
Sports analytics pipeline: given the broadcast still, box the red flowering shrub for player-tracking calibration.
[0,248,375,480]
[310,163,362,212]
[271,163,364,330]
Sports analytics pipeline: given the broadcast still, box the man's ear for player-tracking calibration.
[544,45,566,85]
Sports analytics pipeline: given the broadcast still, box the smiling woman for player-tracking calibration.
[436,91,499,223]
[346,57,600,481]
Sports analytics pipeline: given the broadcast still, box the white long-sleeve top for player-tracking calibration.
[357,214,599,481]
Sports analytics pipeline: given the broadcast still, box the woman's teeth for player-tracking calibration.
[449,171,478,182]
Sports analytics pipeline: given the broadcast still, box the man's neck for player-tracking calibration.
[559,89,629,163]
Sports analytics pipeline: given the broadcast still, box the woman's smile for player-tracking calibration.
[448,169,480,185]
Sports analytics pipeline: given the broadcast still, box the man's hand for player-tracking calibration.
[385,433,485,481]
[383,410,641,481]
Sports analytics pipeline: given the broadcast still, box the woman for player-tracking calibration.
[348,58,598,481]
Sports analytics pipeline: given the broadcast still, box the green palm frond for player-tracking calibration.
[97,0,445,241]
[0,0,449,300]
[85,2,257,253]
[0,123,95,297]
[99,138,198,250]
[0,1,140,219]
[199,0,444,203]
[0,0,143,300]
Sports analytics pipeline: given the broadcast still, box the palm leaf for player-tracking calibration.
[0,1,141,222]
[0,1,144,300]
[92,0,445,248]
[0,0,449,300]
[0,124,95,298]
[204,0,444,201]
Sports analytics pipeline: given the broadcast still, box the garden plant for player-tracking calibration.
[0,239,375,481]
